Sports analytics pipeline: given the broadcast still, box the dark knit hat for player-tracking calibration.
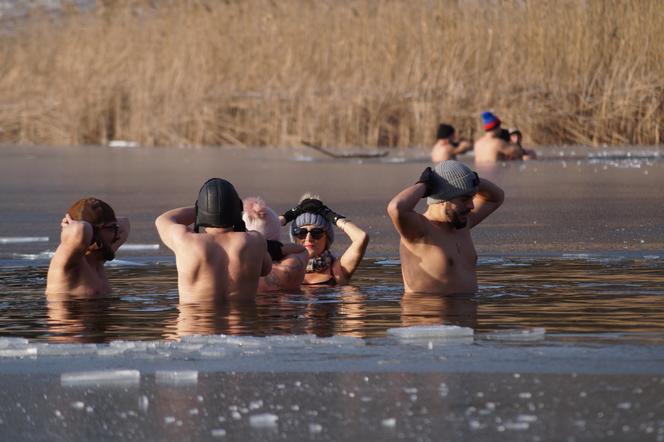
[427,160,480,204]
[481,111,501,131]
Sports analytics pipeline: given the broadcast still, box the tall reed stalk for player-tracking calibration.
[1,0,662,148]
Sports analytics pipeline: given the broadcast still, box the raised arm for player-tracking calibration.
[468,178,504,228]
[451,140,474,156]
[333,218,369,283]
[155,207,195,252]
[51,213,93,270]
[387,168,434,241]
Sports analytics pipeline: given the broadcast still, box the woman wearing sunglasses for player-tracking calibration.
[282,195,369,285]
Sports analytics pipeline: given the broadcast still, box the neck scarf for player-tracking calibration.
[306,250,334,273]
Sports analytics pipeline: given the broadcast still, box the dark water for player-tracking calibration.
[1,144,663,441]
[1,257,664,343]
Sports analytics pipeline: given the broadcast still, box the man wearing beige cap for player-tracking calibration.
[387,160,504,294]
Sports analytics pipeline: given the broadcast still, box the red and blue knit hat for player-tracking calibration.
[481,111,501,131]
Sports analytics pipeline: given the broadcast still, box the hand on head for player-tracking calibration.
[416,167,438,197]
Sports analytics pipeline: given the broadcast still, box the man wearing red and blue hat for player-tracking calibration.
[474,111,524,163]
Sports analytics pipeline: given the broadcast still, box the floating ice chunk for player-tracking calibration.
[249,413,278,428]
[504,421,529,430]
[12,251,54,260]
[0,347,37,357]
[97,347,126,357]
[70,401,85,410]
[387,325,474,341]
[211,429,227,437]
[106,259,147,267]
[518,392,532,399]
[264,334,363,347]
[164,416,176,424]
[517,414,538,423]
[617,402,632,410]
[119,244,160,251]
[155,370,198,385]
[36,344,98,356]
[108,140,139,148]
[381,418,396,427]
[249,400,263,410]
[0,236,49,244]
[481,328,546,341]
[61,369,140,387]
[0,337,29,348]
[138,395,149,412]
[374,259,401,266]
[309,423,323,433]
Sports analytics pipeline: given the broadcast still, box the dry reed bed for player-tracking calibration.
[0,0,663,148]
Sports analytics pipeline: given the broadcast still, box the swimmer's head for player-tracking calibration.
[67,197,117,226]
[67,197,118,261]
[436,124,456,141]
[195,178,246,232]
[481,111,501,132]
[427,160,479,205]
[509,128,522,143]
[289,193,334,249]
[242,196,281,241]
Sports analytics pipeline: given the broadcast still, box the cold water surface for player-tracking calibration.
[1,256,663,343]
[1,144,663,441]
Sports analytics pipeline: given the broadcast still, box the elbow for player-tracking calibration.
[356,230,370,252]
[387,199,401,221]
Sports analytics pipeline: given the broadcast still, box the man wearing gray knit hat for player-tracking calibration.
[387,160,504,294]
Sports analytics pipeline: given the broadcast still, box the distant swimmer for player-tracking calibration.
[431,123,474,163]
[46,197,130,297]
[281,196,369,285]
[474,111,526,163]
[243,196,308,292]
[508,128,537,160]
[387,161,504,294]
[155,178,271,302]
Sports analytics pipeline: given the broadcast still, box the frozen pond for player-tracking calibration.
[0,144,663,440]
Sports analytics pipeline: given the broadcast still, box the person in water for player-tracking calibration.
[280,195,369,285]
[387,160,504,294]
[431,123,473,163]
[155,178,272,302]
[46,197,130,297]
[242,196,308,292]
[473,111,526,163]
[508,127,537,160]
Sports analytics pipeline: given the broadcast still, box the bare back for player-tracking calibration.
[474,133,521,163]
[171,230,269,302]
[399,221,478,294]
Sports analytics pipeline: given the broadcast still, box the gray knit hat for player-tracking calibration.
[427,160,479,204]
[289,212,334,245]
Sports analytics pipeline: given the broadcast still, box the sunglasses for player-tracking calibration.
[293,227,326,240]
[99,223,120,236]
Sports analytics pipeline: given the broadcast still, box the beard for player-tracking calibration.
[101,243,116,261]
[446,206,469,229]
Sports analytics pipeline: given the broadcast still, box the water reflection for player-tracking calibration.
[47,298,111,343]
[400,293,477,329]
[1,257,664,343]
